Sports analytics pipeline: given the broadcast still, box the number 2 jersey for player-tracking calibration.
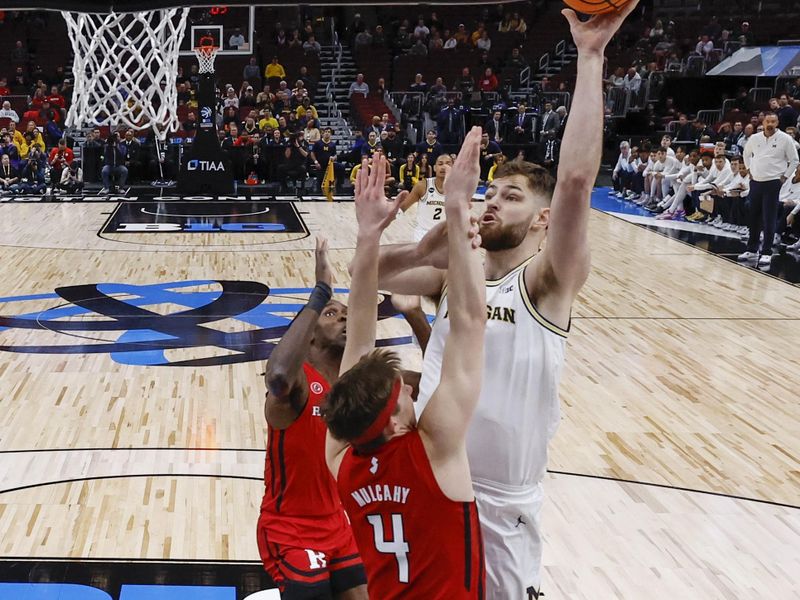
[336,430,485,599]
[414,177,446,242]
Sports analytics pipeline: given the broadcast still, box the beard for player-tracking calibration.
[479,218,530,251]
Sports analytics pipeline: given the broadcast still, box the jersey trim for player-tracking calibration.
[485,255,535,286]
[267,430,276,499]
[462,502,472,591]
[516,270,570,338]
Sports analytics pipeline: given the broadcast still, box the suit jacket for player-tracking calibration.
[484,118,504,142]
[540,110,561,137]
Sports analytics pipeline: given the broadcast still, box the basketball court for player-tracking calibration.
[0,0,799,598]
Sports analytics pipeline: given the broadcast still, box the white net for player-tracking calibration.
[193,44,220,75]
[61,8,190,139]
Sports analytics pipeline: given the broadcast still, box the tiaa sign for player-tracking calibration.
[187,159,225,172]
[0,583,281,599]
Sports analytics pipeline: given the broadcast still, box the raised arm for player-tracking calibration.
[418,127,486,489]
[264,237,332,429]
[327,155,404,465]
[533,2,639,301]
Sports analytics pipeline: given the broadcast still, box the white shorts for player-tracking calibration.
[473,478,544,599]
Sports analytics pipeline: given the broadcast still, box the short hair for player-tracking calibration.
[764,111,778,119]
[620,141,630,149]
[640,142,652,152]
[322,349,402,445]
[662,134,672,141]
[492,160,556,204]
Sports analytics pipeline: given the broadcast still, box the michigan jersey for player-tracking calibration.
[415,258,568,488]
[414,177,446,242]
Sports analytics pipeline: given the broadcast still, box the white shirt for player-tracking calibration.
[229,34,245,48]
[666,157,693,183]
[743,130,800,182]
[659,155,682,176]
[613,152,631,175]
[723,172,750,196]
[694,163,733,191]
[623,72,641,92]
[60,167,83,184]
[642,157,657,176]
[779,177,800,203]
[0,108,19,122]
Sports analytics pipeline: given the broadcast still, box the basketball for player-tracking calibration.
[563,0,633,15]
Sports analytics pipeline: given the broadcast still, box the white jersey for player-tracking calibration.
[413,177,446,242]
[416,258,568,488]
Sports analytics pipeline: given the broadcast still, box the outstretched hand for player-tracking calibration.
[444,126,482,213]
[562,0,639,56]
[314,236,332,286]
[354,154,406,237]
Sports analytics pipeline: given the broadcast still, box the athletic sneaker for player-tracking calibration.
[787,240,800,252]
[656,210,674,220]
[635,194,650,206]
[672,209,686,220]
[709,215,723,228]
[686,211,705,222]
[614,191,625,198]
[98,188,108,194]
[737,251,758,261]
[773,233,781,247]
[758,254,772,267]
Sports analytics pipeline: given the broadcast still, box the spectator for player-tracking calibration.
[508,12,527,34]
[611,141,633,197]
[478,132,502,180]
[436,97,465,145]
[182,111,198,133]
[413,18,430,40]
[623,67,642,93]
[223,87,239,110]
[0,153,19,192]
[507,47,528,70]
[399,152,420,191]
[724,121,745,154]
[257,84,275,108]
[348,73,369,98]
[0,78,10,96]
[409,38,428,56]
[229,29,246,50]
[381,128,404,170]
[278,131,309,191]
[454,67,474,95]
[264,57,286,80]
[43,113,63,147]
[10,40,29,68]
[296,96,318,122]
[702,15,722,41]
[48,138,73,186]
[444,31,458,50]
[454,23,469,46]
[417,153,432,178]
[363,115,382,139]
[361,131,381,158]
[0,101,19,123]
[695,35,714,58]
[478,68,498,93]
[298,66,317,98]
[428,31,443,52]
[415,129,444,163]
[737,123,755,154]
[476,31,492,52]
[484,110,504,143]
[292,80,309,103]
[737,21,754,46]
[275,29,287,47]
[243,58,261,89]
[777,94,799,131]
[649,19,665,42]
[100,132,128,194]
[372,25,387,47]
[46,85,65,112]
[487,153,507,182]
[303,34,321,56]
[540,102,561,139]
[430,77,447,97]
[410,73,428,94]
[692,119,714,145]
[354,28,373,50]
[673,113,693,142]
[13,151,46,194]
[22,122,45,157]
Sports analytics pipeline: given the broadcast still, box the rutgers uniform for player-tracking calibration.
[415,258,568,596]
[414,177,446,242]
[337,430,485,599]
[258,363,366,595]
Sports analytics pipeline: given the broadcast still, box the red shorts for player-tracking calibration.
[257,511,366,598]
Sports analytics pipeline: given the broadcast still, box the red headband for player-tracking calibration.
[352,379,402,447]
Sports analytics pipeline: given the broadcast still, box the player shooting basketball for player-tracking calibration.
[322,129,486,598]
[372,3,639,597]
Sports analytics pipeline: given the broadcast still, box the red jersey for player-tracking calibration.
[260,363,344,540]
[337,430,485,599]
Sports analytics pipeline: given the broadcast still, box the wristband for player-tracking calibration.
[306,281,332,313]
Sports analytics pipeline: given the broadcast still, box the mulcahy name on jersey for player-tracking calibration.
[350,484,411,507]
[444,305,516,324]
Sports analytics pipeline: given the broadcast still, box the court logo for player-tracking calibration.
[0,280,418,367]
[101,201,307,234]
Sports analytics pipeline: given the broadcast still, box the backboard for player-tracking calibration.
[179,5,255,56]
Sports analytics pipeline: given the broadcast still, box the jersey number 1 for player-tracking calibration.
[366,513,409,583]
[433,207,442,220]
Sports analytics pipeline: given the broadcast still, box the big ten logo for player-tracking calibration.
[0,583,281,600]
[310,382,324,395]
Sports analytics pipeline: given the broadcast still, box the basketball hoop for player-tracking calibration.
[61,8,190,140]
[193,36,221,74]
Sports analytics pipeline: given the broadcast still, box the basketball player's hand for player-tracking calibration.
[562,0,639,56]
[315,236,332,286]
[354,154,404,236]
[444,126,481,212]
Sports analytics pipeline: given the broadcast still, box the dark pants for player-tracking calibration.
[613,170,631,193]
[631,172,645,194]
[746,179,782,254]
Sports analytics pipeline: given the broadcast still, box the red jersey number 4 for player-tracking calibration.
[367,513,410,583]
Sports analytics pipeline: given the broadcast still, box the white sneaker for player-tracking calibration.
[98,188,108,194]
[787,240,800,252]
[773,233,781,246]
[739,227,750,237]
[614,191,624,198]
[758,254,772,267]
[737,251,758,262]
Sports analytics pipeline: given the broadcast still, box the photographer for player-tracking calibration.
[278,130,309,191]
[48,138,74,189]
[100,132,128,194]
[12,150,46,195]
[60,159,84,194]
